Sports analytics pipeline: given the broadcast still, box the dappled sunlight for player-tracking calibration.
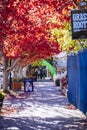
[0,116,87,130]
[0,81,86,130]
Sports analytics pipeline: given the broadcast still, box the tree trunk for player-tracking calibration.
[3,70,9,91]
[2,56,9,91]
[2,57,20,91]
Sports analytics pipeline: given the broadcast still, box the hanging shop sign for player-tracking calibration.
[71,9,87,39]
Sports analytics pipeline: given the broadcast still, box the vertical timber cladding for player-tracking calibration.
[71,9,87,39]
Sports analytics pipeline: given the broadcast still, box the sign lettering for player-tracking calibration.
[71,9,87,39]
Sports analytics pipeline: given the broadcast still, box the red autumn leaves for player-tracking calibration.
[0,0,78,64]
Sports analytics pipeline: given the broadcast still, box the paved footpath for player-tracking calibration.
[0,80,87,130]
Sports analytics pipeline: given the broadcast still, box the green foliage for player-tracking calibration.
[13,78,23,82]
[78,40,87,48]
[42,60,56,76]
[32,57,53,67]
[32,61,44,67]
[0,91,5,99]
[50,22,85,53]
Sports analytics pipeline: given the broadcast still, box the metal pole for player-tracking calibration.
[9,60,12,90]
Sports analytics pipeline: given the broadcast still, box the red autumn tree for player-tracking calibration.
[0,0,78,90]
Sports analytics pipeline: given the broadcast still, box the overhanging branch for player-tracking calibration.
[6,57,20,72]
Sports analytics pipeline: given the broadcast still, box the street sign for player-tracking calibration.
[71,9,87,39]
[24,78,34,92]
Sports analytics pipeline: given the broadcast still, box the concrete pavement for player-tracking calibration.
[0,80,87,130]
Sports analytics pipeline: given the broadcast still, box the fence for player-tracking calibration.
[67,49,87,114]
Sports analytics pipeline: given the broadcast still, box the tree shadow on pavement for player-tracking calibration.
[0,115,87,130]
[0,81,87,130]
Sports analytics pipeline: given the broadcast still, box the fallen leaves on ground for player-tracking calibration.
[0,91,31,116]
[66,104,76,110]
[0,106,17,116]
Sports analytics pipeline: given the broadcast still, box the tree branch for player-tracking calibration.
[6,58,20,72]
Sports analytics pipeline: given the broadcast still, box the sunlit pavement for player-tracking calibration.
[0,80,87,130]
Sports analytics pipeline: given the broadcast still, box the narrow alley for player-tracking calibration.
[0,80,87,130]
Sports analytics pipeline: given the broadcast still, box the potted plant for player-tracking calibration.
[0,91,5,111]
[12,78,22,91]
